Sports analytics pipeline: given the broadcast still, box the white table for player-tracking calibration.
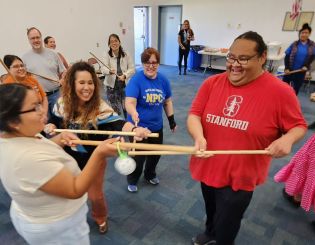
[198,50,285,73]
[198,50,227,73]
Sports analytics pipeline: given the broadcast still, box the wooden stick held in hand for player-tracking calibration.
[54,129,159,138]
[276,69,304,77]
[128,150,269,156]
[89,52,118,76]
[67,140,269,155]
[132,121,138,152]
[28,71,59,83]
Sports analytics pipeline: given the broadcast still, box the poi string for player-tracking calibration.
[116,141,128,159]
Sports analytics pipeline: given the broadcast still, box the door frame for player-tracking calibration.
[158,5,182,63]
[134,6,150,65]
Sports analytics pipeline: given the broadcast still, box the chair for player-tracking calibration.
[87,58,101,74]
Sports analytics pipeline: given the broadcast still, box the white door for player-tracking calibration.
[134,7,149,65]
[159,6,182,66]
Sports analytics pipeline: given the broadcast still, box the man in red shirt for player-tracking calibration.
[188,31,307,245]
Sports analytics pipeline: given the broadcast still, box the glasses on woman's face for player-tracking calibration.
[19,103,43,114]
[226,53,258,65]
[11,64,25,69]
[144,62,159,68]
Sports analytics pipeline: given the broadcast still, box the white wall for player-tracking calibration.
[134,0,315,48]
[132,0,315,68]
[182,0,315,49]
[0,0,136,73]
[1,0,315,74]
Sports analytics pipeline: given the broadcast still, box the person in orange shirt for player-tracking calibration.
[3,55,48,119]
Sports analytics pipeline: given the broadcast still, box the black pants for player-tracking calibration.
[127,128,163,184]
[178,46,190,71]
[106,85,126,118]
[283,72,306,95]
[201,183,253,245]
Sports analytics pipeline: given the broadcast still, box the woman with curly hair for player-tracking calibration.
[45,61,150,234]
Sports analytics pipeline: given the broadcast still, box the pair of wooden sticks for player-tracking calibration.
[54,129,269,156]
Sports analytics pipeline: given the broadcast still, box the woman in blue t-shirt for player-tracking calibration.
[283,23,315,94]
[125,48,177,192]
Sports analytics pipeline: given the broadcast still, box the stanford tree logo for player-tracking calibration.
[223,95,243,117]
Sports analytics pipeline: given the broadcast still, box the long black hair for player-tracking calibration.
[108,34,125,58]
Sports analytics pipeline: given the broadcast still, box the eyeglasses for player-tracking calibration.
[109,39,119,44]
[226,53,258,65]
[11,64,25,69]
[19,103,43,114]
[144,62,159,68]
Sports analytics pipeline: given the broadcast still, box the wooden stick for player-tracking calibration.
[89,52,118,76]
[54,129,159,138]
[128,150,269,155]
[128,151,189,156]
[276,69,304,77]
[0,58,18,82]
[132,121,138,152]
[28,71,59,83]
[68,139,269,155]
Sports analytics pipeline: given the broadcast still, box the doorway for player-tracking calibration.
[159,6,182,66]
[134,7,149,66]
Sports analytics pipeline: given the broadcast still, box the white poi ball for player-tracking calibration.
[114,156,136,175]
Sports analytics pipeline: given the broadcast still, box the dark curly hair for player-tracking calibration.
[61,61,101,129]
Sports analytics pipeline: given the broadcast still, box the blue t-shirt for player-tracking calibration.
[126,71,172,131]
[285,42,315,70]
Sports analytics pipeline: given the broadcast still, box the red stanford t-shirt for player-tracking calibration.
[189,71,307,191]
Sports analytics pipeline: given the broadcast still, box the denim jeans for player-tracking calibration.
[47,90,60,120]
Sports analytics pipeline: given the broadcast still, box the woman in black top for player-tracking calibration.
[178,20,195,75]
